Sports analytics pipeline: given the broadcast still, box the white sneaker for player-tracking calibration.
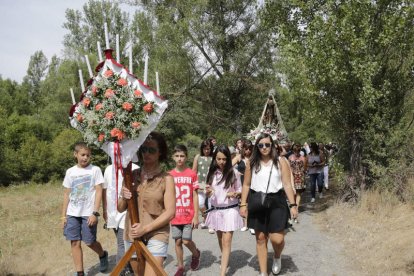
[240,226,248,232]
[272,256,282,275]
[208,228,215,234]
[249,228,255,235]
[319,192,323,199]
[311,198,315,203]
[199,222,208,229]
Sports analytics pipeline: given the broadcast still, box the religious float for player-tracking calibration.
[246,89,289,144]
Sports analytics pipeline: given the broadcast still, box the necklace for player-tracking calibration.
[141,167,161,180]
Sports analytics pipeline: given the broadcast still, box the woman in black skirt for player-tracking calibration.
[239,133,298,276]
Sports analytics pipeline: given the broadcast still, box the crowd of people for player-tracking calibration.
[61,133,337,276]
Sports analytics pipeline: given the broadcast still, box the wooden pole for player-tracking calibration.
[110,162,167,276]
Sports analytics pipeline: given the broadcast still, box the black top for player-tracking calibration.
[236,160,246,184]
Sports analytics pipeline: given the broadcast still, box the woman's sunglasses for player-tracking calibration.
[141,146,158,154]
[257,143,272,149]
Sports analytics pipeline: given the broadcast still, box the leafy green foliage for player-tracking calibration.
[24,50,48,107]
[262,0,414,188]
[63,0,130,59]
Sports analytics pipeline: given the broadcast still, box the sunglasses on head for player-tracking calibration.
[141,146,158,154]
[257,143,272,149]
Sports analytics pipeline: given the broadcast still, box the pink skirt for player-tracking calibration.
[205,207,243,232]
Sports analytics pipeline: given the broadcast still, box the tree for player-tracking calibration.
[262,1,414,188]
[24,50,48,106]
[63,0,130,60]
[128,1,280,142]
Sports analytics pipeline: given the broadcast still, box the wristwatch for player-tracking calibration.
[288,203,297,208]
[92,211,100,217]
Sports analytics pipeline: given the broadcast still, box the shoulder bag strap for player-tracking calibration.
[264,162,273,195]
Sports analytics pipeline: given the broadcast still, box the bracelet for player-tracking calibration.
[239,203,247,207]
[289,203,297,208]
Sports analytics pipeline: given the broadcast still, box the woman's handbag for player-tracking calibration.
[248,163,273,213]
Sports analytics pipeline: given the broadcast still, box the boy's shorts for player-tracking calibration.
[64,216,97,245]
[171,224,193,241]
[125,238,168,258]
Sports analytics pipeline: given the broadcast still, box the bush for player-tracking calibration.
[18,136,52,182]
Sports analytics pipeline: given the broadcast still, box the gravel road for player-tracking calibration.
[88,192,355,276]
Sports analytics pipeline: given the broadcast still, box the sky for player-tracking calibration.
[0,0,135,83]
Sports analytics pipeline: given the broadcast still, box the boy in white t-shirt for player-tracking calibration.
[61,142,108,276]
[169,145,201,276]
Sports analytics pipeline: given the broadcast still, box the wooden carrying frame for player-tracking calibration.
[110,162,167,276]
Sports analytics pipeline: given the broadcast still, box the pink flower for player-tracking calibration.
[134,90,142,98]
[98,133,105,142]
[110,128,125,140]
[91,86,98,96]
[95,103,103,111]
[76,114,83,123]
[105,111,115,119]
[105,89,115,98]
[117,78,128,86]
[104,70,114,78]
[143,103,153,113]
[82,97,91,107]
[131,121,141,129]
[122,102,133,111]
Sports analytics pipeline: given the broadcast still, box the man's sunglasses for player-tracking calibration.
[141,146,158,154]
[257,143,272,149]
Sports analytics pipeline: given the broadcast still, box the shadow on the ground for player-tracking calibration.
[87,254,116,275]
[182,249,217,270]
[226,249,253,275]
[247,253,298,274]
[299,176,339,215]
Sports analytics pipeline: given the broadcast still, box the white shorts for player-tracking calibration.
[125,238,168,258]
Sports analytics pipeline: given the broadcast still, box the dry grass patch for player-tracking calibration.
[316,183,414,276]
[0,182,116,275]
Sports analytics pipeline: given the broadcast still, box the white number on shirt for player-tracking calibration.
[175,185,191,207]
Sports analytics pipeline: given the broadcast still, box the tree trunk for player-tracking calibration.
[349,133,366,189]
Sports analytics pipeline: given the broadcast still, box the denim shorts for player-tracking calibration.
[64,216,97,245]
[171,224,193,240]
[125,238,168,258]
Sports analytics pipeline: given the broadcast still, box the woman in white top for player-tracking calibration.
[239,133,297,276]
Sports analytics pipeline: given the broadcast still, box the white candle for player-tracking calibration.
[144,54,149,85]
[78,69,85,92]
[104,23,110,49]
[85,55,93,78]
[97,41,103,62]
[70,88,76,104]
[156,71,160,95]
[129,43,133,74]
[116,34,120,63]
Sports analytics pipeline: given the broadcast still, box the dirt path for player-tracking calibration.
[88,191,356,276]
